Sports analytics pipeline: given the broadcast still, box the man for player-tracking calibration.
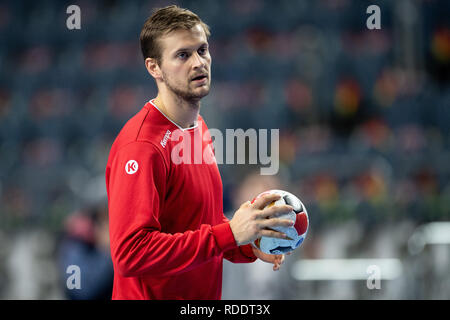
[105,5,294,300]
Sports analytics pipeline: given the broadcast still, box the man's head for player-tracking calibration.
[141,5,212,102]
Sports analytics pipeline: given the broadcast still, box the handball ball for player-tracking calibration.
[251,189,309,255]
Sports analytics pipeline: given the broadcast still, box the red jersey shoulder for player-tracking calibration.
[111,102,173,148]
[110,140,167,179]
[107,102,174,174]
[107,101,210,175]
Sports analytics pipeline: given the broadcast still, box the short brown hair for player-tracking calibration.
[140,5,211,64]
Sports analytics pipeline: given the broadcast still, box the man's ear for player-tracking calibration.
[145,57,162,80]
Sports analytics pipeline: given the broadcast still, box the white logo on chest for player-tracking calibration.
[160,130,172,148]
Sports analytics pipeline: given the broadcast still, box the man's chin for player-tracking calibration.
[167,84,210,102]
[189,87,210,100]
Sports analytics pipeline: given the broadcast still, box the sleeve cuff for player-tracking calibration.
[211,222,238,252]
[239,244,257,260]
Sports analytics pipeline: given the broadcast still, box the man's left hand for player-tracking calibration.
[251,246,288,271]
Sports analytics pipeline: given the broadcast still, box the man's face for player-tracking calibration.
[157,24,211,102]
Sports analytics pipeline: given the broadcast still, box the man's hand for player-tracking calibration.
[229,193,294,246]
[252,246,291,271]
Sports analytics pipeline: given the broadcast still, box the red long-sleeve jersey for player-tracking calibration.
[105,100,256,300]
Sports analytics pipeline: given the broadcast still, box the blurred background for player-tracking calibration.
[0,0,449,299]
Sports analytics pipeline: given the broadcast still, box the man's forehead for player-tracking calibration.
[160,24,208,51]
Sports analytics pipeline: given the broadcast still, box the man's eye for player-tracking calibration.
[198,47,208,55]
[177,52,188,59]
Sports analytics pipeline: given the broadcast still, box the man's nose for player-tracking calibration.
[192,52,206,69]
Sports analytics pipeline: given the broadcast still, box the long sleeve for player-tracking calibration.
[222,215,257,263]
[106,141,239,278]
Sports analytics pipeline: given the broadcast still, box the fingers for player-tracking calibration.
[240,200,251,208]
[252,193,281,210]
[259,228,289,240]
[273,254,285,271]
[259,217,294,229]
[258,204,293,219]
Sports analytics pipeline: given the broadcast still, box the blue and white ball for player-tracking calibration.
[251,189,309,255]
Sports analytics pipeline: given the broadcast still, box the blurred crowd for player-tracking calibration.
[0,0,449,299]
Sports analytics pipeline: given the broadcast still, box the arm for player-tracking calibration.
[222,215,257,263]
[106,142,238,278]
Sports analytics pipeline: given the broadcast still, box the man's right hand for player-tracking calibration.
[229,193,295,246]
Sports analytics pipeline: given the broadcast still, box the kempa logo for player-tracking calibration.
[160,130,172,148]
[125,160,139,174]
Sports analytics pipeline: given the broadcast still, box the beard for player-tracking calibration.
[162,70,210,103]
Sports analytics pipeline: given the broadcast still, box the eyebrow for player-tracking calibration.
[174,43,208,53]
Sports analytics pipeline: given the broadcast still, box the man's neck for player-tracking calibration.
[153,92,200,129]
